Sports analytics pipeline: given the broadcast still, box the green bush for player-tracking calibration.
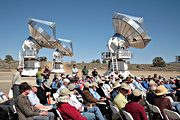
[152,57,166,67]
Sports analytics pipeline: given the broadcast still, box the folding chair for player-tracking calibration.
[122,110,134,120]
[110,105,123,120]
[56,109,63,120]
[163,109,180,120]
[148,104,164,120]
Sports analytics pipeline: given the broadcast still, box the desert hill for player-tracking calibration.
[0,60,180,72]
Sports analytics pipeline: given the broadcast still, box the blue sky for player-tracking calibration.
[0,0,180,64]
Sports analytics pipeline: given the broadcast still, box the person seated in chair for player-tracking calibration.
[125,89,148,120]
[15,82,54,120]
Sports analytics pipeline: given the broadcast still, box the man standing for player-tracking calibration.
[15,82,54,120]
[91,68,98,78]
[72,64,78,77]
[82,66,89,79]
[42,66,51,82]
[12,66,23,99]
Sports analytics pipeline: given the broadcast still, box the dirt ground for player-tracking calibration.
[0,70,180,94]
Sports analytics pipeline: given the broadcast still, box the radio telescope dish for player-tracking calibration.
[113,12,151,49]
[102,12,151,78]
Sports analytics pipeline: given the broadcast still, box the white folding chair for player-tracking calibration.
[110,105,122,120]
[148,104,164,119]
[53,93,59,101]
[56,109,63,120]
[122,110,134,120]
[163,109,180,120]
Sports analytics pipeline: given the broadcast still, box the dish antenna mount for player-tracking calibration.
[102,12,151,78]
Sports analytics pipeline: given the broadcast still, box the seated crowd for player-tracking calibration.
[1,65,180,120]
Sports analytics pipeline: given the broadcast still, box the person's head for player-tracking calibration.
[155,85,168,96]
[38,67,42,71]
[98,80,105,87]
[63,79,70,86]
[17,66,23,74]
[45,65,49,70]
[19,82,31,95]
[57,88,73,103]
[154,74,157,78]
[73,64,76,68]
[131,89,143,102]
[126,77,133,83]
[67,83,78,94]
[112,81,121,90]
[54,73,58,78]
[120,82,131,96]
[31,86,38,93]
[84,66,87,69]
[94,68,97,71]
[91,82,98,90]
[84,82,92,89]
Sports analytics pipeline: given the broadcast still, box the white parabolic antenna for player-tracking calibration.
[102,12,151,78]
[112,12,150,49]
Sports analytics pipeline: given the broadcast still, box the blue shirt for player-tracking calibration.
[27,91,40,106]
[141,81,149,90]
[132,80,147,92]
[89,88,101,100]
[51,81,58,89]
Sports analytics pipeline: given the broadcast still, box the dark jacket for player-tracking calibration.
[15,94,40,120]
[82,88,97,106]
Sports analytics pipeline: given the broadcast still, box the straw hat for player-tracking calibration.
[61,74,66,78]
[91,82,99,88]
[133,89,143,97]
[67,83,76,91]
[63,79,70,83]
[176,77,180,80]
[84,82,92,88]
[112,81,121,89]
[98,80,105,84]
[120,82,131,90]
[59,88,73,96]
[149,80,156,86]
[155,85,168,96]
[57,88,73,102]
[101,77,109,81]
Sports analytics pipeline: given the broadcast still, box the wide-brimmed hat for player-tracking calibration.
[84,82,92,88]
[112,81,121,89]
[176,77,180,80]
[136,77,142,81]
[91,82,99,88]
[98,80,105,84]
[120,82,131,90]
[101,76,109,81]
[63,79,70,83]
[67,83,76,91]
[149,80,156,86]
[61,74,66,78]
[133,89,143,97]
[155,85,168,96]
[57,88,73,102]
[59,88,73,96]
